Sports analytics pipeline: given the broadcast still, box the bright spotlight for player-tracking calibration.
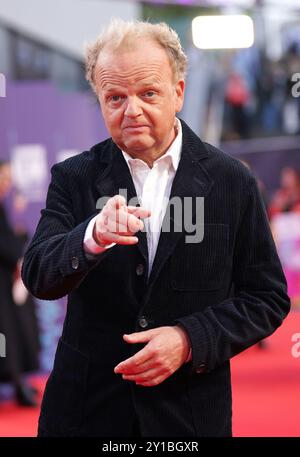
[192,15,254,49]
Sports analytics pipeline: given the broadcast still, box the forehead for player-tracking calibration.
[94,41,173,88]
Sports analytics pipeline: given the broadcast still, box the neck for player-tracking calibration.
[123,123,178,168]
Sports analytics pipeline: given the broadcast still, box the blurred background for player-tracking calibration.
[0,0,299,437]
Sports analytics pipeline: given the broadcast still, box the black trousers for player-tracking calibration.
[37,414,141,437]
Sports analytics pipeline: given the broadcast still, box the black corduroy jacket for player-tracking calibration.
[22,120,290,437]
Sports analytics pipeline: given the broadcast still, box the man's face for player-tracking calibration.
[94,40,185,159]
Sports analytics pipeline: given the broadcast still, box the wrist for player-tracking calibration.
[175,325,192,364]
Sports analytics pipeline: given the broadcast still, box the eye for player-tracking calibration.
[111,95,121,102]
[143,91,155,98]
[106,94,125,105]
[105,94,126,108]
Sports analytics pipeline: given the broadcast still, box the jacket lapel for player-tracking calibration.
[147,121,214,288]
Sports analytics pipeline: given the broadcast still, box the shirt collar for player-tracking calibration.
[122,118,182,173]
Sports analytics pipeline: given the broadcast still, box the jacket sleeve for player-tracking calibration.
[21,163,106,300]
[176,175,291,374]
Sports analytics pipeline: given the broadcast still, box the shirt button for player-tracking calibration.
[196,363,206,374]
[136,264,144,276]
[71,256,79,270]
[139,316,149,329]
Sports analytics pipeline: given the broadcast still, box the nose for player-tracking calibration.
[124,96,142,118]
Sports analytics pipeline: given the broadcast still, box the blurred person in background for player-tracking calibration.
[268,166,300,219]
[254,55,286,136]
[22,20,290,437]
[0,160,39,407]
[224,72,251,139]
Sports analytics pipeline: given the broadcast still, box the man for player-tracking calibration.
[22,20,290,437]
[0,161,39,406]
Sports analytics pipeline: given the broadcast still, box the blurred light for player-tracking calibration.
[192,15,254,49]
[0,73,6,97]
[140,1,255,5]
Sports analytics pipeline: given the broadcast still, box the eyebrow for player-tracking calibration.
[103,87,123,93]
[102,79,161,92]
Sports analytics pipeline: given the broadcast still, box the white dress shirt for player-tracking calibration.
[84,118,182,275]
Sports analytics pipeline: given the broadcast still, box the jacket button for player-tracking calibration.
[139,316,149,328]
[71,256,79,270]
[196,363,206,374]
[136,264,144,276]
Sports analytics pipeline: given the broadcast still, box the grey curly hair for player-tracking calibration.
[85,19,188,93]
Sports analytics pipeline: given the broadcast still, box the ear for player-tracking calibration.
[174,79,185,113]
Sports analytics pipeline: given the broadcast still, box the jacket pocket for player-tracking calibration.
[39,337,89,436]
[170,223,229,291]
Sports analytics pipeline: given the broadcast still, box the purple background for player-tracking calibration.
[0,80,108,235]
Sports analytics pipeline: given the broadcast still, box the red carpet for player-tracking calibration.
[231,310,300,437]
[0,312,299,437]
[0,376,45,437]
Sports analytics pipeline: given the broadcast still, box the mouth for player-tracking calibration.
[123,125,149,132]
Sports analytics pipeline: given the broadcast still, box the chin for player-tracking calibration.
[124,140,153,152]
